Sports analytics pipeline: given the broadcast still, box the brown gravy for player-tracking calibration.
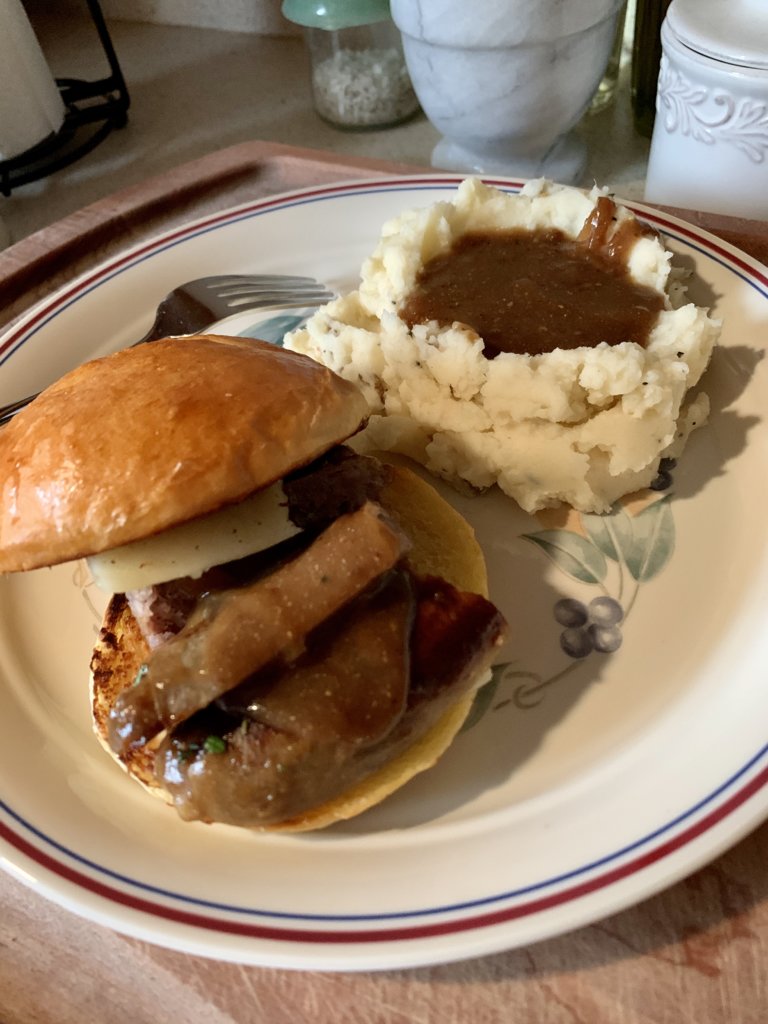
[400,197,664,359]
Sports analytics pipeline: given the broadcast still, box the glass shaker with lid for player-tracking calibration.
[282,0,420,130]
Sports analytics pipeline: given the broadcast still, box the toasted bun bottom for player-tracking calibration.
[90,461,498,832]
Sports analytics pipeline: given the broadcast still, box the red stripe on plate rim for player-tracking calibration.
[2,758,768,945]
[10,175,761,361]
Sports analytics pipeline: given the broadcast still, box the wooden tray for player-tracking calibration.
[2,139,766,337]
[2,142,768,1024]
[0,141,425,333]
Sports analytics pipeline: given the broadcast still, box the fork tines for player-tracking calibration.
[204,275,334,308]
[205,275,330,291]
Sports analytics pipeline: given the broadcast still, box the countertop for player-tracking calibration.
[2,12,768,1024]
[1,10,649,245]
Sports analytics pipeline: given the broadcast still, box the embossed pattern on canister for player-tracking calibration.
[645,0,768,218]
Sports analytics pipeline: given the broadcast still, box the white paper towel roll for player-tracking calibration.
[0,0,66,161]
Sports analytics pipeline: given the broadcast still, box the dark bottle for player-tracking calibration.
[631,0,672,137]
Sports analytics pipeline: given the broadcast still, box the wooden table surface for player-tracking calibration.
[1,142,768,1024]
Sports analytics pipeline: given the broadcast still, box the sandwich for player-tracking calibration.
[0,335,507,831]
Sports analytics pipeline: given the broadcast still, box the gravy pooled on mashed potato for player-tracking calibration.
[285,179,720,513]
[400,198,664,358]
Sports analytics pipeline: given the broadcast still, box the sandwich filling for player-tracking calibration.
[96,449,506,827]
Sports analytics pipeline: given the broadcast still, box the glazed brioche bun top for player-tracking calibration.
[0,335,369,573]
[90,460,497,832]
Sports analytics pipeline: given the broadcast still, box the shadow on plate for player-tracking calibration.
[671,343,763,504]
[325,531,608,835]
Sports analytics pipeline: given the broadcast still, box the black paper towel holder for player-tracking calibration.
[0,0,130,197]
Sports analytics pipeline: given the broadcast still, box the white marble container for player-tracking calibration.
[645,0,768,219]
[390,0,625,183]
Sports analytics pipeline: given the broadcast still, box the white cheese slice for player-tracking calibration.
[87,483,300,593]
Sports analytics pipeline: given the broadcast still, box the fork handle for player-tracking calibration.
[0,393,37,425]
[0,327,163,426]
[0,300,324,426]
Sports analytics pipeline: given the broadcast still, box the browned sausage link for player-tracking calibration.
[156,568,416,826]
[155,570,507,827]
[107,502,408,754]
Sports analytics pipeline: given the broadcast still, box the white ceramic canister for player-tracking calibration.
[645,0,768,219]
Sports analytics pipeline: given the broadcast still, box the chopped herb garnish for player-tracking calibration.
[133,664,149,687]
[203,735,227,754]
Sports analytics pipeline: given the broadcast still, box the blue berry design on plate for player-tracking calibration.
[465,492,676,721]
[556,595,624,657]
[650,456,676,492]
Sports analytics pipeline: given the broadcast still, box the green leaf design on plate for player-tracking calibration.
[461,664,505,732]
[581,510,620,561]
[600,502,638,567]
[522,529,607,584]
[238,313,308,346]
[623,495,675,581]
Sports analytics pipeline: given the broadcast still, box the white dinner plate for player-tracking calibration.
[1,176,768,971]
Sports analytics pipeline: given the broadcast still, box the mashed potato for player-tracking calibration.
[285,178,720,513]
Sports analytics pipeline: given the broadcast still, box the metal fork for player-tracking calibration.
[0,274,335,425]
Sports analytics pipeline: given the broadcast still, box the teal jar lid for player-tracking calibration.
[282,0,391,31]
